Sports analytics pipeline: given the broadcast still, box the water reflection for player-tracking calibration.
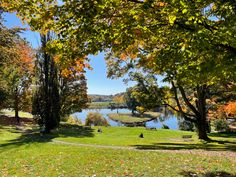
[72,109,180,130]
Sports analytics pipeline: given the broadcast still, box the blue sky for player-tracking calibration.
[3,12,133,95]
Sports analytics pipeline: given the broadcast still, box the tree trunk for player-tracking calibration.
[196,117,209,140]
[195,85,210,140]
[14,87,20,124]
[175,83,210,140]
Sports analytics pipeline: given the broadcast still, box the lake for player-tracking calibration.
[72,109,179,130]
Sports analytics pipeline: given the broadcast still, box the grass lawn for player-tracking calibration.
[0,117,236,176]
[0,109,33,118]
[108,112,161,124]
[53,124,236,151]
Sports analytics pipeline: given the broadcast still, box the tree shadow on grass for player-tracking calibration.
[133,140,236,152]
[0,124,94,152]
[209,132,236,138]
[180,170,236,177]
[134,132,236,152]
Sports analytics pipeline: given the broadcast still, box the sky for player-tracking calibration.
[3,12,134,95]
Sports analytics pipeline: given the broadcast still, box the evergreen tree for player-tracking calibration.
[32,32,60,133]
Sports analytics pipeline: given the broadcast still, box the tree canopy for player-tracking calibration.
[1,0,236,139]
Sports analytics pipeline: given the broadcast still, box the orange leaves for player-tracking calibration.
[59,56,91,78]
[0,2,10,8]
[61,68,73,78]
[118,40,141,61]
[9,40,35,74]
[120,53,127,60]
[53,55,61,63]
[215,102,236,119]
[154,1,167,8]
[224,102,236,117]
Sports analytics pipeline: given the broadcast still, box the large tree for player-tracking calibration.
[2,38,34,123]
[3,1,236,139]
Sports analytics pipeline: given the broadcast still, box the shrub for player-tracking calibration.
[161,124,169,129]
[67,116,82,125]
[61,116,69,122]
[213,119,230,132]
[85,112,109,126]
[178,120,195,131]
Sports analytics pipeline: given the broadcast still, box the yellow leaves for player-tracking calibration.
[130,53,138,59]
[168,15,177,25]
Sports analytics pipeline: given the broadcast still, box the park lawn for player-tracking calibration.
[0,109,33,118]
[0,125,236,176]
[53,124,236,151]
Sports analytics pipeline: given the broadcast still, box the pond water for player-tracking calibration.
[72,109,179,130]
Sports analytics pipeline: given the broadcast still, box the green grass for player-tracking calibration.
[0,125,236,176]
[0,109,33,118]
[0,123,236,176]
[53,125,236,151]
[108,112,161,123]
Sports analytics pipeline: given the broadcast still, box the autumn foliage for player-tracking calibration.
[215,102,236,119]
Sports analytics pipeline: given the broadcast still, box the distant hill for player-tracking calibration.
[89,93,125,102]
[88,94,113,102]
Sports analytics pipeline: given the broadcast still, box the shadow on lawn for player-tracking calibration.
[0,124,94,151]
[133,132,236,152]
[133,141,236,151]
[180,170,236,177]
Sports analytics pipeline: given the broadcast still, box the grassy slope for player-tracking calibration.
[0,126,236,176]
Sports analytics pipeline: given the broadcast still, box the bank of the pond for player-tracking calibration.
[73,109,180,129]
[107,112,161,126]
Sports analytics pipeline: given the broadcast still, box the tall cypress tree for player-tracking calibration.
[32,32,60,133]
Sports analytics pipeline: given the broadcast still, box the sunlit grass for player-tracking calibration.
[0,109,33,118]
[0,123,236,176]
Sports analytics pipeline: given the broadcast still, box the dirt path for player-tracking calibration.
[52,139,236,161]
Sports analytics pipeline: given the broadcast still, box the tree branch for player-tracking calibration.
[127,0,144,4]
[177,84,200,116]
[171,82,197,123]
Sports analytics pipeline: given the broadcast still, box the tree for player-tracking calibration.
[2,38,34,123]
[59,73,89,119]
[0,12,33,122]
[32,32,90,132]
[32,32,60,133]
[124,87,140,115]
[3,1,236,140]
[124,72,164,115]
[0,13,21,110]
